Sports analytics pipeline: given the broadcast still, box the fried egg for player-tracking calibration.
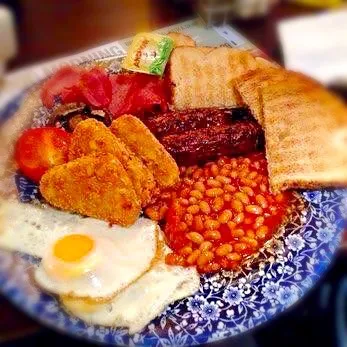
[61,245,200,334]
[0,200,200,332]
[0,200,158,299]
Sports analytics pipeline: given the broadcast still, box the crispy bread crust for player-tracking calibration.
[167,32,196,47]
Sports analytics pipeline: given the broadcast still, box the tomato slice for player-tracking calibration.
[15,127,71,182]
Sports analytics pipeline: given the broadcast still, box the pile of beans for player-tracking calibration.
[145,153,295,273]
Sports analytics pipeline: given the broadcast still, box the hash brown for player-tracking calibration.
[69,119,156,206]
[40,154,141,226]
[110,115,179,188]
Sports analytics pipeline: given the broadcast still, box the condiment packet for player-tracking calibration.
[122,33,174,76]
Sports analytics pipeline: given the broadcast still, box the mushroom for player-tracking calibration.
[50,103,112,132]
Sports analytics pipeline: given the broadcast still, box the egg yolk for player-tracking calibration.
[54,234,94,262]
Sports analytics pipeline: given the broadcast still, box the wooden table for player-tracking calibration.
[0,0,343,344]
[6,0,320,70]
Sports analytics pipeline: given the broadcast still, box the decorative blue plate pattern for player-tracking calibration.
[0,92,346,346]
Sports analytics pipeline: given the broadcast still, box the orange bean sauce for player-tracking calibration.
[145,153,295,273]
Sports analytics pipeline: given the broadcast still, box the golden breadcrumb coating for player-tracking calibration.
[110,115,179,188]
[69,118,156,206]
[40,154,141,226]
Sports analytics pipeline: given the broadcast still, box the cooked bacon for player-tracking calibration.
[41,66,82,108]
[79,68,112,108]
[41,66,112,109]
[108,73,169,118]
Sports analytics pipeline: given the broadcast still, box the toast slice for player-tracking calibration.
[235,68,325,126]
[110,115,179,188]
[169,47,257,110]
[255,56,279,69]
[167,32,196,47]
[262,77,347,192]
[235,67,289,125]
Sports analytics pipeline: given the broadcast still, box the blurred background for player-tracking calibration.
[0,0,347,346]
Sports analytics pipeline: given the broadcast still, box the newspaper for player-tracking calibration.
[0,17,261,110]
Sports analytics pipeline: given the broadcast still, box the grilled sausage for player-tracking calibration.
[160,120,264,166]
[144,108,251,137]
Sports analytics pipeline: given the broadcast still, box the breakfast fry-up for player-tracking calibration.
[3,29,347,339]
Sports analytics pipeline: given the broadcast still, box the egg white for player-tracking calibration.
[0,199,81,257]
[61,245,200,334]
[0,200,158,299]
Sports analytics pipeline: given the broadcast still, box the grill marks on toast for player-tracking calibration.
[170,47,257,110]
[235,65,347,191]
[261,79,347,191]
[235,68,288,125]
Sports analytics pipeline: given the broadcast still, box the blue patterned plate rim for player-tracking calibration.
[0,89,346,346]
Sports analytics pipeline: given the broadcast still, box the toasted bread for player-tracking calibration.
[235,68,325,126]
[262,76,347,192]
[235,67,289,125]
[167,32,196,47]
[169,47,257,110]
[110,115,179,188]
[255,56,279,69]
[40,154,141,226]
[69,119,156,206]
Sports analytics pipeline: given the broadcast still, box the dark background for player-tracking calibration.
[0,0,322,69]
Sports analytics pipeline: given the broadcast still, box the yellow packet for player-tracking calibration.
[122,33,174,76]
[291,0,342,7]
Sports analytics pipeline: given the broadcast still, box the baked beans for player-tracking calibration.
[145,153,296,273]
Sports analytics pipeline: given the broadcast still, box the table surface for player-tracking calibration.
[0,1,345,345]
[6,0,320,70]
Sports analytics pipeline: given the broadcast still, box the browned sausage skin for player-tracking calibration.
[160,121,263,166]
[142,108,263,166]
[144,108,251,137]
